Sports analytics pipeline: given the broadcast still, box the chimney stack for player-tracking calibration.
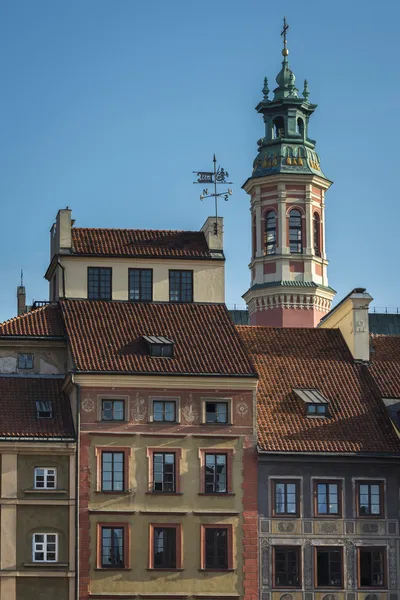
[17,271,26,315]
[201,216,224,251]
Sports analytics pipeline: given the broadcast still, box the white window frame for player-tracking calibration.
[201,397,232,425]
[34,467,57,490]
[32,533,58,563]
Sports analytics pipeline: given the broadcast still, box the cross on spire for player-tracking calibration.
[281,16,289,55]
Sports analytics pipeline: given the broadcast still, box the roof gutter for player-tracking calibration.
[0,436,75,442]
[257,447,400,458]
[72,369,257,378]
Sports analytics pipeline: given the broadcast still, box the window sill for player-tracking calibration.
[147,568,184,572]
[198,492,235,497]
[314,514,342,519]
[94,490,132,495]
[145,492,183,496]
[199,568,235,573]
[273,587,302,590]
[94,567,132,571]
[272,515,300,519]
[358,586,386,590]
[23,562,68,568]
[202,423,231,426]
[24,489,68,495]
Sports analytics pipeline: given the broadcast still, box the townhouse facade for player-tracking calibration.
[0,307,76,600]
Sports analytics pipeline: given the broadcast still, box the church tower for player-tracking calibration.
[242,20,335,327]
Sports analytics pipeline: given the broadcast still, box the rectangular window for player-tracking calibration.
[102,399,125,421]
[153,527,177,569]
[36,400,52,419]
[273,547,301,588]
[34,467,57,490]
[18,353,33,369]
[205,453,227,493]
[153,400,176,423]
[315,481,341,516]
[205,401,228,424]
[204,527,229,570]
[357,481,383,516]
[359,548,386,587]
[32,533,58,562]
[316,547,343,587]
[88,267,112,300]
[102,451,124,492]
[101,527,125,568]
[169,270,193,302]
[307,404,328,417]
[129,268,153,301]
[273,480,299,516]
[153,452,175,492]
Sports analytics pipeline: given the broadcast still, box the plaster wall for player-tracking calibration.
[0,342,66,375]
[17,455,69,498]
[16,577,69,600]
[250,306,327,328]
[55,256,225,303]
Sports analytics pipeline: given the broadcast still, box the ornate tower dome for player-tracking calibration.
[242,19,335,327]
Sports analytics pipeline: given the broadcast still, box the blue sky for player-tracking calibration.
[0,0,399,321]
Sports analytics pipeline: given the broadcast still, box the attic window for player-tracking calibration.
[143,335,174,358]
[36,400,53,419]
[293,388,329,418]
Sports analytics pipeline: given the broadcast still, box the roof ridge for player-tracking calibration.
[72,227,201,234]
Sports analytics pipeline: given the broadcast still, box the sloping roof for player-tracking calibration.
[237,326,400,454]
[0,376,75,439]
[0,304,64,338]
[369,334,400,398]
[60,299,256,377]
[71,228,219,260]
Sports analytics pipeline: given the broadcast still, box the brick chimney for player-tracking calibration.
[17,285,26,316]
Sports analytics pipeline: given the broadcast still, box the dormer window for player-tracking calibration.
[36,401,53,419]
[143,335,174,358]
[293,388,329,418]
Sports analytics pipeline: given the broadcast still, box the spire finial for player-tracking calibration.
[262,77,270,100]
[303,79,310,102]
[21,269,24,287]
[281,16,289,57]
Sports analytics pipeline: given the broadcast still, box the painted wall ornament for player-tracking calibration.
[322,594,337,600]
[131,393,146,422]
[278,521,295,533]
[182,394,199,423]
[261,537,269,585]
[388,538,397,588]
[280,594,293,600]
[319,521,338,534]
[81,397,95,413]
[236,399,249,418]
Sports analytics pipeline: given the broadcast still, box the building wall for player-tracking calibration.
[0,341,66,375]
[76,377,257,600]
[55,255,225,303]
[0,444,76,600]
[258,456,400,600]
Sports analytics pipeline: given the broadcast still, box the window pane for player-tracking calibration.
[205,528,228,569]
[88,268,111,300]
[129,269,152,301]
[154,527,176,568]
[274,547,299,587]
[102,527,124,567]
[169,270,193,302]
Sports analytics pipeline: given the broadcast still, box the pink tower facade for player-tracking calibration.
[242,28,335,327]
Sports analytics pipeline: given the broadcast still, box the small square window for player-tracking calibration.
[153,400,176,422]
[36,401,52,419]
[18,353,33,369]
[205,402,228,424]
[34,467,57,489]
[32,533,58,562]
[307,404,327,417]
[101,400,125,421]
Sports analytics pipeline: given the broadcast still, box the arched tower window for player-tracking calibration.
[297,117,304,137]
[289,209,302,254]
[252,216,257,258]
[313,212,321,256]
[273,117,285,139]
[265,211,277,255]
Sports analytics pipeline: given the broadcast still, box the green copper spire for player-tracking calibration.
[249,19,329,181]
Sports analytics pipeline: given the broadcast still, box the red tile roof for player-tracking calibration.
[0,376,74,439]
[369,334,400,398]
[0,304,64,337]
[60,299,255,377]
[71,228,219,260]
[237,326,400,454]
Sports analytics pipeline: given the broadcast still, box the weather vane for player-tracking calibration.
[193,154,232,235]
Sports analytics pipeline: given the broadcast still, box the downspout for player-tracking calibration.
[71,376,80,600]
[56,259,66,298]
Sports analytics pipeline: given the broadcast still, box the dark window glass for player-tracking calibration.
[153,400,176,422]
[36,400,53,419]
[205,453,227,493]
[314,213,321,256]
[289,210,302,254]
[359,548,385,587]
[101,527,124,568]
[265,211,276,255]
[129,269,153,301]
[274,481,298,515]
[205,402,228,424]
[102,452,124,492]
[316,482,339,515]
[307,404,327,416]
[169,270,193,302]
[149,344,174,358]
[102,400,125,421]
[154,527,176,569]
[274,547,300,587]
[358,482,382,516]
[273,116,285,139]
[317,547,342,587]
[153,453,175,492]
[205,528,228,569]
[88,267,112,300]
[18,353,33,369]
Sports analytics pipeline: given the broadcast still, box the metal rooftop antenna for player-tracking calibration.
[193,154,232,235]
